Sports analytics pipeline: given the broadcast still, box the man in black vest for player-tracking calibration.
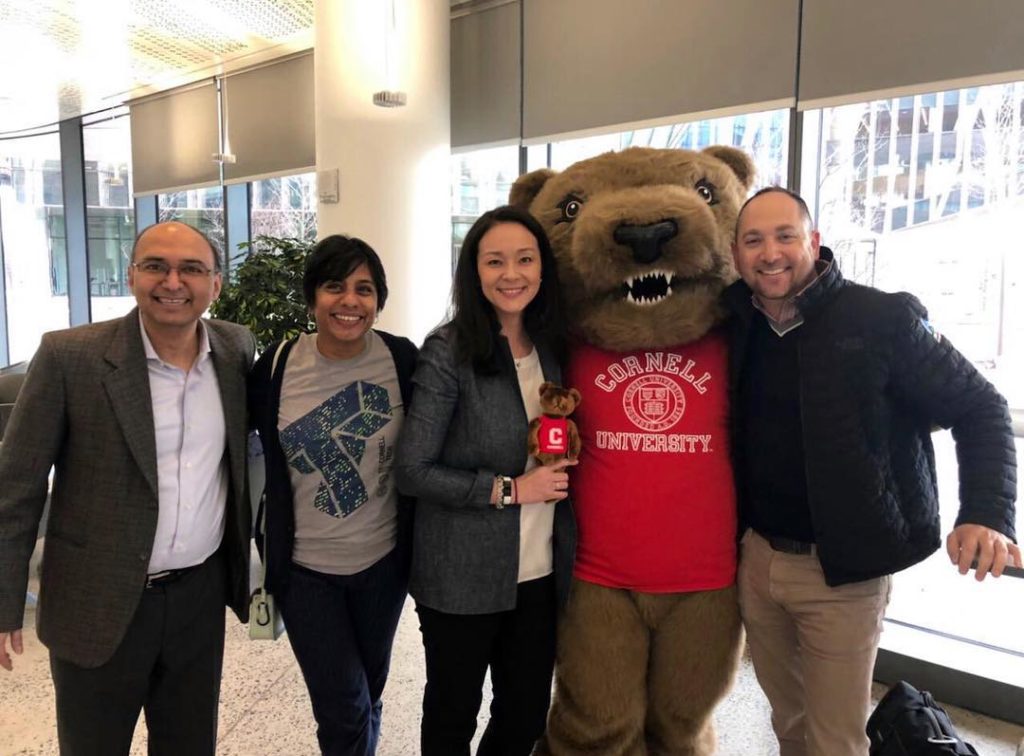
[723,187,1018,756]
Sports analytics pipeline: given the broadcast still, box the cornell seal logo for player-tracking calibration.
[622,375,685,432]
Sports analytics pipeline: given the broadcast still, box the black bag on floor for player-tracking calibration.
[867,681,979,755]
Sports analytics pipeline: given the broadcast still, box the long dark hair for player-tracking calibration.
[450,205,566,372]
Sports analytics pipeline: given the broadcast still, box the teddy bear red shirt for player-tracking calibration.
[566,330,737,592]
[536,415,570,455]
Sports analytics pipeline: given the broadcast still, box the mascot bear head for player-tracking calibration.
[510,146,755,352]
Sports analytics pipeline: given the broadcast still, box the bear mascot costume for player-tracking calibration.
[510,146,755,755]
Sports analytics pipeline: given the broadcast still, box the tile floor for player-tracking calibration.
[2,546,1022,755]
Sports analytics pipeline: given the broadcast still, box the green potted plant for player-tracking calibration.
[210,235,312,351]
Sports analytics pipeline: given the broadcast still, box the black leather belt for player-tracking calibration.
[760,532,817,556]
[145,562,204,589]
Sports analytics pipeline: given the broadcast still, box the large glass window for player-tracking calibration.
[804,80,1024,677]
[549,108,790,187]
[0,132,69,363]
[450,145,520,267]
[250,172,317,244]
[83,111,136,321]
[448,110,789,272]
[157,187,225,260]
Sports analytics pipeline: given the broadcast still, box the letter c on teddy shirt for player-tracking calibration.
[538,415,569,455]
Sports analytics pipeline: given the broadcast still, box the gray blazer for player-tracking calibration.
[0,309,255,668]
[395,326,576,614]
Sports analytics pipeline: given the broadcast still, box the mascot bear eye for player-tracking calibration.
[695,180,718,206]
[557,194,585,223]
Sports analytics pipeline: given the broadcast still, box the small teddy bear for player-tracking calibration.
[528,381,582,465]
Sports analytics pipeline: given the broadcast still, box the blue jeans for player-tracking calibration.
[279,547,408,756]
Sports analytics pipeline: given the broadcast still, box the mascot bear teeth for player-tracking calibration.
[512,145,755,755]
[622,269,677,305]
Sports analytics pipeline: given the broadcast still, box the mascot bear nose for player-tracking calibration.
[613,220,678,264]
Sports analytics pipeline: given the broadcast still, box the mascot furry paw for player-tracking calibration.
[512,146,754,756]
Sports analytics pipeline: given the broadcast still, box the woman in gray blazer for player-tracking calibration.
[396,205,577,756]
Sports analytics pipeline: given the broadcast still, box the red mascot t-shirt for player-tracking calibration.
[566,331,736,592]
[537,416,569,455]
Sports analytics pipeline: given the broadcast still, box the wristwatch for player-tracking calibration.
[495,475,513,509]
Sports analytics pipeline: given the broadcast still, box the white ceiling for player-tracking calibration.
[0,0,314,135]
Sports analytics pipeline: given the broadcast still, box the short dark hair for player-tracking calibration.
[735,186,814,240]
[303,235,388,312]
[131,221,223,272]
[451,205,566,371]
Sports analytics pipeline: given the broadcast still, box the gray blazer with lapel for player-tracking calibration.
[395,326,576,614]
[0,309,255,668]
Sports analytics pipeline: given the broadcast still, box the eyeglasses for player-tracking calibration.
[131,259,217,279]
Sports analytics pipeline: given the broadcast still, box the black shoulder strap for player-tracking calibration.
[269,338,299,411]
[376,330,417,409]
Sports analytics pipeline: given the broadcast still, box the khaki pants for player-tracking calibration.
[738,530,891,756]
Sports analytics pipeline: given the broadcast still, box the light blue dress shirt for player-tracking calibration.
[140,318,228,573]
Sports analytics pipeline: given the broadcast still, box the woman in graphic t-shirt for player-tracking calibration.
[396,205,577,756]
[249,235,418,755]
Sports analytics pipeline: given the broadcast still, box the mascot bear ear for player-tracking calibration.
[510,168,556,209]
[702,145,756,192]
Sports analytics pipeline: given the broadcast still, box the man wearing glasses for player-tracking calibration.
[0,221,255,755]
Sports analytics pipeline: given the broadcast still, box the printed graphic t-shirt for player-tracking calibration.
[566,331,737,592]
[278,331,403,575]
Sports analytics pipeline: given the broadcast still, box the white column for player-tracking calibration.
[314,0,451,344]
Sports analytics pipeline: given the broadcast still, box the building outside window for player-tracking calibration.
[803,79,1024,683]
[83,110,135,321]
[157,186,225,262]
[0,131,69,363]
[249,172,317,247]
[450,145,519,269]
[449,109,790,271]
[548,108,790,188]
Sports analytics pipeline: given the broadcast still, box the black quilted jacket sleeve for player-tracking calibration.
[885,293,1017,540]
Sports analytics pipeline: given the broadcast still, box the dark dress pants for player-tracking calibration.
[417,575,557,756]
[278,546,408,756]
[49,553,227,756]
